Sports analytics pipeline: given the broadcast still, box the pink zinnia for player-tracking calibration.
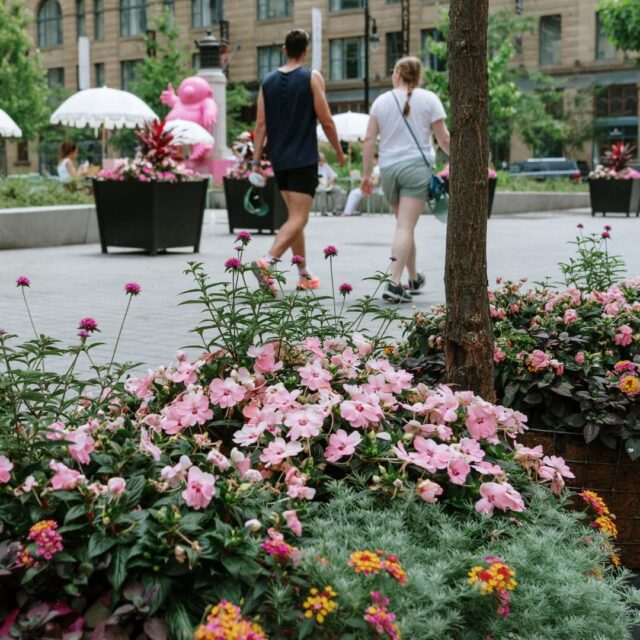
[124,282,141,296]
[16,276,30,287]
[182,465,216,510]
[323,245,338,258]
[78,317,98,333]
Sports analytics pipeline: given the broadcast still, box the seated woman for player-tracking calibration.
[57,141,87,182]
[342,153,381,216]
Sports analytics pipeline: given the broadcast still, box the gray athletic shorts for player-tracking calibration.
[380,158,432,206]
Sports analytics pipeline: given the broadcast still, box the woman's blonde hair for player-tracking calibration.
[394,56,422,117]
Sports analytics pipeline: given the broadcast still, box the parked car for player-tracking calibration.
[509,158,582,181]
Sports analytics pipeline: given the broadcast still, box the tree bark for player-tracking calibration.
[444,0,494,400]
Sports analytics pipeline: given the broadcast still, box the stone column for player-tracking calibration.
[198,67,232,160]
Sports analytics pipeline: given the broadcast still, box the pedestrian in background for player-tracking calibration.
[361,56,450,303]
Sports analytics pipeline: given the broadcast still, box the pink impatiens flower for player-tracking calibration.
[465,400,499,443]
[0,455,13,483]
[475,481,525,515]
[297,360,332,391]
[259,437,303,467]
[182,466,216,510]
[107,477,126,495]
[447,457,471,485]
[174,390,213,427]
[615,325,633,347]
[49,461,85,490]
[209,377,245,409]
[67,430,95,465]
[248,343,283,374]
[283,509,303,536]
[284,409,324,441]
[416,478,443,503]
[325,429,362,462]
[563,309,578,325]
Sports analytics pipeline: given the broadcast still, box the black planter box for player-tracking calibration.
[92,179,208,255]
[442,176,497,217]
[589,178,640,217]
[224,177,288,234]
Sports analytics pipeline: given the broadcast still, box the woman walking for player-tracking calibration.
[360,56,450,303]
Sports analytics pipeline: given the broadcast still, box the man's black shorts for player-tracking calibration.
[274,164,319,197]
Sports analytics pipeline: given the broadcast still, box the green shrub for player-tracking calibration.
[0,177,93,208]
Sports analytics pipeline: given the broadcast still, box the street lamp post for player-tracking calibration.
[363,0,379,113]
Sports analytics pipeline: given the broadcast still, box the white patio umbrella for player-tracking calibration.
[164,119,214,146]
[316,111,370,143]
[50,87,158,160]
[0,108,22,138]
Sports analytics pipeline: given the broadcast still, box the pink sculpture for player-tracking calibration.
[161,76,218,161]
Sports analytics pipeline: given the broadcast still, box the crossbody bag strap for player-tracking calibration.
[391,91,431,170]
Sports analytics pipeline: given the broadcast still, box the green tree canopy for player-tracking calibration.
[0,0,50,140]
[597,0,640,54]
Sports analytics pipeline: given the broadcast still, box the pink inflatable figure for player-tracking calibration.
[161,76,218,161]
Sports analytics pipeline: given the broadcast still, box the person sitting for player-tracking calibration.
[56,141,87,182]
[316,152,341,215]
[342,153,382,216]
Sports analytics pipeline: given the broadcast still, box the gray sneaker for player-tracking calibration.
[408,272,426,294]
[382,282,413,304]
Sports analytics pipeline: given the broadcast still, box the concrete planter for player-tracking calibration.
[223,177,288,235]
[589,178,640,217]
[92,179,208,255]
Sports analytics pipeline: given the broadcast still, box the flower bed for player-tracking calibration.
[0,244,637,638]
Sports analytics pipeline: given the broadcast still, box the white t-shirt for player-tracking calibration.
[57,157,72,181]
[370,88,446,168]
[317,162,337,185]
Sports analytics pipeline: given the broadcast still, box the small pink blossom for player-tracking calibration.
[182,466,216,510]
[323,245,338,258]
[416,478,443,503]
[49,461,85,490]
[325,429,362,462]
[67,430,95,464]
[174,390,213,427]
[465,401,499,442]
[475,481,525,515]
[161,455,193,488]
[563,309,578,325]
[615,325,633,347]
[140,427,161,460]
[248,343,283,374]
[283,509,303,536]
[207,448,231,471]
[284,408,324,441]
[107,477,126,495]
[575,352,585,364]
[447,457,471,485]
[526,349,550,371]
[493,345,506,363]
[259,437,303,467]
[0,455,13,483]
[209,377,245,409]
[16,275,30,287]
[297,360,332,391]
[171,361,199,386]
[78,317,98,333]
[124,282,141,296]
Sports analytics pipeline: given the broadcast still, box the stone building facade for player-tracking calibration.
[4,0,639,173]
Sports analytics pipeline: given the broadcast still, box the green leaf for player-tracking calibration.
[583,423,600,444]
[551,382,574,398]
[88,531,117,558]
[166,601,193,640]
[107,545,131,591]
[64,503,88,524]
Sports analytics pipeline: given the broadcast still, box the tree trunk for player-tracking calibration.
[444,0,494,400]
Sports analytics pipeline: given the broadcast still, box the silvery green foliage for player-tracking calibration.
[302,484,639,640]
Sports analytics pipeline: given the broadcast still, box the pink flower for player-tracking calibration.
[78,317,98,333]
[171,360,199,386]
[465,401,499,442]
[0,455,13,483]
[447,457,471,485]
[124,282,141,296]
[323,245,338,258]
[416,479,443,503]
[563,309,578,325]
[16,276,30,287]
[207,448,231,471]
[140,427,161,460]
[526,349,551,371]
[291,254,304,265]
[224,257,242,270]
[493,345,506,363]
[284,408,324,441]
[107,477,126,495]
[259,437,303,467]
[325,429,362,462]
[283,509,303,536]
[615,325,633,347]
[297,360,332,391]
[209,377,245,409]
[236,230,252,245]
[540,455,575,479]
[182,466,216,510]
[575,352,585,364]
[513,443,544,462]
[475,482,525,515]
[340,396,384,429]
[49,461,85,490]
[174,390,213,427]
[339,282,353,295]
[161,455,192,488]
[67,430,95,464]
[248,343,283,374]
[353,333,373,356]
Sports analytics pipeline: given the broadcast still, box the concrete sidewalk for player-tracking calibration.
[0,208,638,370]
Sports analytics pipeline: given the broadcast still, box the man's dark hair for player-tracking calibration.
[285,29,309,59]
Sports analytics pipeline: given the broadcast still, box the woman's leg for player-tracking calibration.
[389,196,424,285]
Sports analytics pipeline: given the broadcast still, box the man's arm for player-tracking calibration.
[311,70,345,166]
[432,119,451,156]
[252,88,267,169]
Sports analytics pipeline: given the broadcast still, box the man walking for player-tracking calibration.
[251,28,344,293]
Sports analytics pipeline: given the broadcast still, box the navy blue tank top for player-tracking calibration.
[262,67,318,171]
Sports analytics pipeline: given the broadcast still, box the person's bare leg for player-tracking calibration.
[268,190,313,268]
[406,238,417,282]
[389,196,424,285]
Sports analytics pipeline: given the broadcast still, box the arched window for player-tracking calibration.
[37,0,63,47]
[76,0,86,38]
[191,0,221,29]
[120,0,147,37]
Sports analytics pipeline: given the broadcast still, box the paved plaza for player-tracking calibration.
[0,208,639,372]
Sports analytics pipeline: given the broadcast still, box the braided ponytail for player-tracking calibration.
[394,56,422,117]
[403,85,414,117]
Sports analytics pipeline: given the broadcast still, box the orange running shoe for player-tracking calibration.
[297,274,321,290]
[251,258,277,296]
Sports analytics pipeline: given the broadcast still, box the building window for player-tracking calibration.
[164,0,175,14]
[330,37,364,81]
[76,0,86,37]
[595,13,616,61]
[120,0,147,37]
[95,62,105,87]
[596,84,638,118]
[386,32,402,75]
[257,45,285,79]
[16,142,30,164]
[539,15,561,66]
[515,0,523,15]
[192,0,222,29]
[330,0,363,10]
[421,29,446,71]
[47,67,65,89]
[120,59,141,90]
[258,0,290,20]
[37,0,63,47]
[94,0,104,39]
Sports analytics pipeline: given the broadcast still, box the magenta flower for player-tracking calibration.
[16,276,30,287]
[235,230,252,245]
[124,282,141,296]
[604,224,612,231]
[78,317,98,333]
[601,231,611,239]
[224,257,242,270]
[339,282,353,296]
[576,223,584,229]
[0,328,6,335]
[291,255,304,265]
[389,256,398,262]
[323,245,338,258]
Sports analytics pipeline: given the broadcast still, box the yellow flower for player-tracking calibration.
[619,375,640,397]
[348,550,383,576]
[468,562,517,595]
[593,516,618,539]
[579,490,610,516]
[302,586,338,624]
